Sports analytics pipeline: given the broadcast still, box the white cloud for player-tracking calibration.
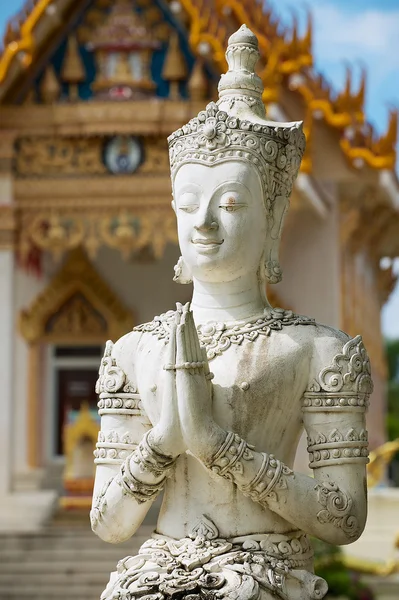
[310,3,399,69]
[272,1,399,83]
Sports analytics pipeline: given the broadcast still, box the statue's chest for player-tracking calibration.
[135,332,309,447]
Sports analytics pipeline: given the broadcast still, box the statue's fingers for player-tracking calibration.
[167,323,177,366]
[184,312,196,373]
[190,311,203,364]
[187,310,200,370]
[163,323,176,399]
[202,346,209,374]
[176,322,185,366]
[187,312,196,374]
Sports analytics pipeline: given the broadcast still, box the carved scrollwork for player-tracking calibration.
[96,341,134,394]
[315,481,360,540]
[314,335,373,395]
[134,308,315,361]
[307,428,369,469]
[101,527,327,600]
[303,336,373,415]
[90,476,113,530]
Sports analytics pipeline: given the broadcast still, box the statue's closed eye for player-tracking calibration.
[178,192,199,213]
[219,195,247,212]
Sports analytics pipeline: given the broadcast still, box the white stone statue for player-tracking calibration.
[91,25,373,600]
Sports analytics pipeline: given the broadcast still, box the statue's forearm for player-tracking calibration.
[91,430,176,543]
[203,429,367,546]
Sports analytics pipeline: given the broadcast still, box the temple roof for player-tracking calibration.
[0,0,397,174]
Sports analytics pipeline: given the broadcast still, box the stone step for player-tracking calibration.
[0,522,155,600]
[0,584,105,597]
[0,573,109,586]
[0,559,124,572]
[0,531,152,551]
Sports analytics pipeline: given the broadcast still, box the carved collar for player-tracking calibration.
[133,308,315,360]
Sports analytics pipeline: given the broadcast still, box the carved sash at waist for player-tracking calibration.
[101,530,327,600]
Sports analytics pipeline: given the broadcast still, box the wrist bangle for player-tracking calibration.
[130,430,176,478]
[116,458,164,504]
[206,431,255,480]
[241,453,293,503]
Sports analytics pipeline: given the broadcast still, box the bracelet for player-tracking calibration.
[130,431,176,479]
[116,456,165,504]
[164,361,206,370]
[241,453,293,504]
[207,431,255,481]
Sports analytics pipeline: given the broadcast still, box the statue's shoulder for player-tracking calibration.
[132,309,175,343]
[97,325,148,396]
[303,322,373,397]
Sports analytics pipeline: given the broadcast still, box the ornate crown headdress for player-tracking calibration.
[168,25,306,217]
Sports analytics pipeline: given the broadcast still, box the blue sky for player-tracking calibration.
[1,0,398,336]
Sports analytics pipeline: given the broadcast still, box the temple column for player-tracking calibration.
[0,136,16,498]
[0,243,14,496]
[0,134,56,530]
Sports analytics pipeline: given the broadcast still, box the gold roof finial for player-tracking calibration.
[162,31,187,100]
[61,35,86,101]
[188,58,208,102]
[40,63,60,104]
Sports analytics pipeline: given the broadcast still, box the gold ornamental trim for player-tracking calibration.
[0,0,55,84]
[18,209,178,262]
[0,205,17,250]
[19,246,134,344]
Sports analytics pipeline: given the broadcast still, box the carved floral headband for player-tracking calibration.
[168,102,305,216]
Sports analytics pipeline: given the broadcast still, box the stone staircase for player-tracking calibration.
[0,513,154,600]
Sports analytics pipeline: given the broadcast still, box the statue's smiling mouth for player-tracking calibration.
[192,239,224,246]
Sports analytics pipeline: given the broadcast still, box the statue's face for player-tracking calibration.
[173,161,267,283]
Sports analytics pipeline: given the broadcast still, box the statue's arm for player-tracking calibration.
[200,333,372,546]
[91,333,175,544]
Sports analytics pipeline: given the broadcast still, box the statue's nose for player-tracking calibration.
[194,207,218,232]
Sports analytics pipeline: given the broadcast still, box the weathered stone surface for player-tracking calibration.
[91,25,372,600]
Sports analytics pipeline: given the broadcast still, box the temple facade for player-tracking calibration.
[0,0,398,532]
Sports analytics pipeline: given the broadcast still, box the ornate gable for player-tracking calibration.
[19,246,134,344]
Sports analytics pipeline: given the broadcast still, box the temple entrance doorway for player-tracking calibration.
[51,345,102,457]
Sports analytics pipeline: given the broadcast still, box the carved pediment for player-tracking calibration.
[19,247,133,344]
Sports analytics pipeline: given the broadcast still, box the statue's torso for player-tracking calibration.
[127,314,322,539]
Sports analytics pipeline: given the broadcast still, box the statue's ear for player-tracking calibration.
[171,199,176,214]
[264,196,289,285]
[270,196,289,241]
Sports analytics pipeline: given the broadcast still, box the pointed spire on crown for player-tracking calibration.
[217,25,265,119]
[218,25,263,102]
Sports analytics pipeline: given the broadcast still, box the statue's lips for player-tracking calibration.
[192,239,224,245]
[192,238,224,254]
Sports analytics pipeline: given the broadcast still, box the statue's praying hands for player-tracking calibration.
[91,26,372,600]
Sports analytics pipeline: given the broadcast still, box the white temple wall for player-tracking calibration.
[12,263,48,482]
[92,244,190,326]
[276,197,340,328]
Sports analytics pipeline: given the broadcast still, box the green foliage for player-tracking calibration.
[385,340,399,480]
[313,539,375,600]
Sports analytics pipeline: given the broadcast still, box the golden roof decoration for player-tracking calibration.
[19,246,134,344]
[171,0,397,172]
[86,0,159,51]
[0,0,397,172]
